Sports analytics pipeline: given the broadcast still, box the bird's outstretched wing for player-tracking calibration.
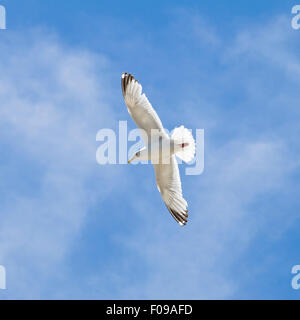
[154,156,188,226]
[121,73,168,143]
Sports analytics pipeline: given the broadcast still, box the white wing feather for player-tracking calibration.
[121,73,168,144]
[154,156,188,226]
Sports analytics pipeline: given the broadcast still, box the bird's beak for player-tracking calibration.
[128,157,134,164]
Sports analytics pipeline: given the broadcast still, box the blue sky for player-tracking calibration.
[0,0,300,299]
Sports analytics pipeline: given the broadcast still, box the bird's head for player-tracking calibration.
[128,150,141,164]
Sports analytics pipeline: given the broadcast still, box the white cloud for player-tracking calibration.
[0,30,122,298]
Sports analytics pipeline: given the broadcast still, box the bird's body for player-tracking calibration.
[131,138,176,163]
[121,73,195,226]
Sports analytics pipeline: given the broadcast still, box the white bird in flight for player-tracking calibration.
[121,73,195,226]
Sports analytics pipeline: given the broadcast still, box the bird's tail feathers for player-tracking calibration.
[171,126,195,163]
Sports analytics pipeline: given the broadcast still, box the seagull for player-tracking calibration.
[121,73,195,226]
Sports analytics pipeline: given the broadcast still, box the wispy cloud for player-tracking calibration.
[0,29,123,298]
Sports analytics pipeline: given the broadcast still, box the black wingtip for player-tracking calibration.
[166,206,188,226]
[121,73,139,97]
[121,73,127,96]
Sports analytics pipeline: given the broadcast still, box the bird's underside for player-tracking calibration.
[121,72,189,226]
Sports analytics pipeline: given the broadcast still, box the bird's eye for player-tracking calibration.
[136,151,140,157]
